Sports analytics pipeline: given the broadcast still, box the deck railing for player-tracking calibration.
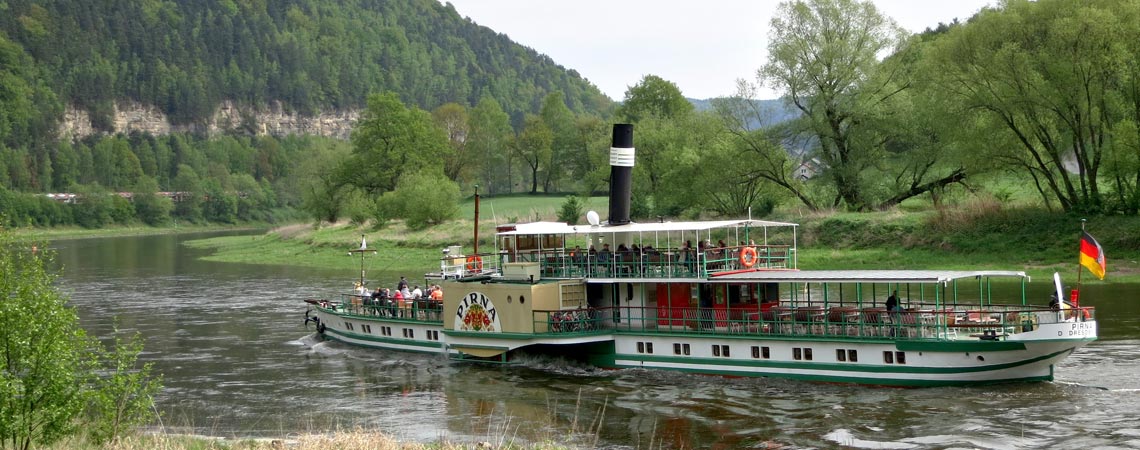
[325,294,445,323]
[531,305,1095,341]
[501,245,794,280]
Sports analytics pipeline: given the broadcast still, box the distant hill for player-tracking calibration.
[0,0,611,133]
[687,97,799,129]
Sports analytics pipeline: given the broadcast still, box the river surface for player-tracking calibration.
[52,231,1140,449]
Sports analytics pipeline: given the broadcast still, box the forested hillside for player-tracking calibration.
[0,0,610,132]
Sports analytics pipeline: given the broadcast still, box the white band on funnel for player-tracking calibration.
[609,147,635,167]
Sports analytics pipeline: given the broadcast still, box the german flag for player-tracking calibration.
[1080,231,1106,280]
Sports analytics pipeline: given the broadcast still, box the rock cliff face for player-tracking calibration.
[59,101,360,140]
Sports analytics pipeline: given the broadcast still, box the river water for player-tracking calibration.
[52,231,1140,449]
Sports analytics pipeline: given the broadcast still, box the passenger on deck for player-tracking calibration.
[886,290,901,312]
[430,285,444,301]
[411,285,423,299]
[572,245,584,263]
[597,243,612,263]
[398,276,409,292]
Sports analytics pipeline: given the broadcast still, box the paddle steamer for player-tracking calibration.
[305,124,1097,386]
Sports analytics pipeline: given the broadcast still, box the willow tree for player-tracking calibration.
[925,0,1140,213]
[758,0,970,211]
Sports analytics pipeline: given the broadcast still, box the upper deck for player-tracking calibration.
[441,218,800,281]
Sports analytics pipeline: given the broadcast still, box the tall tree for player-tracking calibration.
[468,96,513,195]
[539,91,575,192]
[925,0,1140,213]
[513,114,553,194]
[616,75,694,123]
[762,0,908,210]
[346,92,451,196]
[432,102,471,183]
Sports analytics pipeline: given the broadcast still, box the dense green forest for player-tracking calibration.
[4,0,1140,231]
[0,0,616,228]
[0,0,609,129]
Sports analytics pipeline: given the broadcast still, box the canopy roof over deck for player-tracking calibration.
[712,270,1029,284]
[495,219,798,236]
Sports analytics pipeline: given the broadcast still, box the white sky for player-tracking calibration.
[441,0,995,100]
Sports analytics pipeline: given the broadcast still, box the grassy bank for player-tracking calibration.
[184,198,1140,283]
[8,223,264,241]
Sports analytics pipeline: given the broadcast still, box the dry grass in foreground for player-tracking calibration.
[98,429,574,450]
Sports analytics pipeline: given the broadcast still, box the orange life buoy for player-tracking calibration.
[1081,307,1092,320]
[739,247,758,268]
[465,255,483,271]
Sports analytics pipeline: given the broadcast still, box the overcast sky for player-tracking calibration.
[441,0,995,100]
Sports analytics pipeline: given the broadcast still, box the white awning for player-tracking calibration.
[710,270,1029,284]
[496,219,797,236]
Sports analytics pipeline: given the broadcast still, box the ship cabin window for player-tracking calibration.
[712,345,720,357]
[804,348,813,361]
[361,324,371,334]
[721,345,730,357]
[647,342,654,354]
[344,322,354,331]
[835,348,857,363]
[883,351,894,364]
[793,348,801,360]
[673,343,690,356]
[752,346,770,359]
[895,351,906,364]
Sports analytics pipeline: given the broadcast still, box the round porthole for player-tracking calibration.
[520,296,526,304]
[977,355,985,362]
[507,295,513,304]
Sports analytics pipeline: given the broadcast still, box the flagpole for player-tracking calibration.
[1075,219,1086,305]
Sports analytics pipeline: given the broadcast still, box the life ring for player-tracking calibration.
[465,255,483,271]
[1080,307,1092,321]
[739,247,758,268]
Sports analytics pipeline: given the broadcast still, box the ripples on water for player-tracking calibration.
[53,233,1140,449]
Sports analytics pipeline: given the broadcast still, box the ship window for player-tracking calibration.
[762,346,770,359]
[683,344,690,355]
[712,345,721,357]
[895,352,906,365]
[752,346,760,359]
[848,349,858,362]
[674,343,682,355]
[637,342,645,353]
[721,345,730,357]
[793,348,802,360]
[836,349,847,362]
[519,296,526,304]
[884,351,894,364]
[804,348,813,361]
[646,343,654,354]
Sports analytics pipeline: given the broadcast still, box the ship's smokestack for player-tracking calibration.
[608,124,634,226]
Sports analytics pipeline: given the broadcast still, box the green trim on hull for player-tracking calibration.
[609,347,1072,375]
[323,328,443,350]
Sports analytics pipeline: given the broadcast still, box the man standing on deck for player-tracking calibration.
[886,290,900,312]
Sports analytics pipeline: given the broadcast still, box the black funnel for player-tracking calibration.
[608,124,634,225]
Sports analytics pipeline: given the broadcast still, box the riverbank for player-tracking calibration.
[181,203,1140,283]
[9,223,265,241]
